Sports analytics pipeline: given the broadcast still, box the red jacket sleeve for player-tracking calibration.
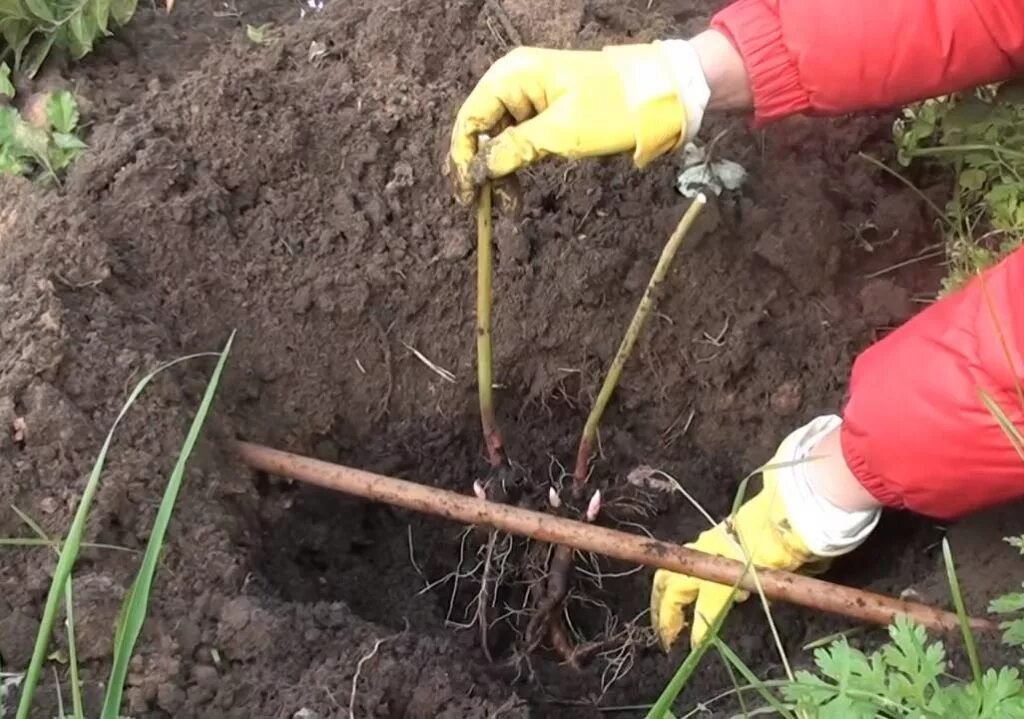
[840,247,1024,520]
[711,0,1024,123]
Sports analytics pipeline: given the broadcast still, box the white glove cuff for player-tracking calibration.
[655,39,711,143]
[776,415,881,557]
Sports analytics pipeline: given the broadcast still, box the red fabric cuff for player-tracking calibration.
[839,421,905,512]
[710,0,810,124]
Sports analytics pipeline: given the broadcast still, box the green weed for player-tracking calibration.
[12,335,233,719]
[895,83,1024,292]
[0,79,86,179]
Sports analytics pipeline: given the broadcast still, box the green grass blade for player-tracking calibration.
[716,644,749,717]
[9,507,82,719]
[730,475,753,518]
[64,582,83,719]
[14,350,219,719]
[713,640,797,719]
[645,591,738,719]
[978,388,1024,462]
[0,538,135,553]
[10,505,49,540]
[977,274,1024,416]
[941,538,982,686]
[100,333,234,719]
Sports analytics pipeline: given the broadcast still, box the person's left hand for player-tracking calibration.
[651,415,882,650]
[650,470,818,649]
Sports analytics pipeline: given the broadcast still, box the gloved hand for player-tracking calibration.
[650,416,881,650]
[448,41,711,204]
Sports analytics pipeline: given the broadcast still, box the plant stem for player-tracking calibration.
[476,182,504,467]
[572,194,707,487]
[907,143,1024,163]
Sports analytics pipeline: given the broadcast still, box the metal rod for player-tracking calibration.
[233,440,995,635]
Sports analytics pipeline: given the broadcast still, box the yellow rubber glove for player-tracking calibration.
[650,459,818,651]
[449,44,693,204]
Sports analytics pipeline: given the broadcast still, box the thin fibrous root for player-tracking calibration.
[348,624,407,718]
[476,530,506,661]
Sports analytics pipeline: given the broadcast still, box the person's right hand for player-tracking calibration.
[448,42,707,204]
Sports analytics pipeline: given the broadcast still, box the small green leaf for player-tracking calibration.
[109,0,136,26]
[46,90,78,134]
[22,0,56,24]
[68,11,96,58]
[0,17,35,67]
[959,168,988,192]
[49,147,72,171]
[90,0,110,35]
[20,32,55,78]
[0,106,20,142]
[1001,618,1024,649]
[245,22,274,45]
[0,150,29,176]
[0,62,13,98]
[52,131,85,151]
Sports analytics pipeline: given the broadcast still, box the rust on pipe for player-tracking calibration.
[233,440,995,635]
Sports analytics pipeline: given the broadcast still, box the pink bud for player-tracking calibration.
[585,489,602,522]
[548,487,562,509]
[473,480,487,501]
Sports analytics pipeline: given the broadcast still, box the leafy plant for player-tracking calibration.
[776,540,1024,718]
[895,83,1024,292]
[0,80,86,178]
[990,535,1024,651]
[0,0,137,77]
[780,617,1024,717]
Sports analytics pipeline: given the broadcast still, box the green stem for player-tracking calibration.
[476,183,503,466]
[573,194,706,487]
[906,143,1024,163]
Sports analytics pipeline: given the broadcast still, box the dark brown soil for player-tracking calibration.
[1,0,1021,717]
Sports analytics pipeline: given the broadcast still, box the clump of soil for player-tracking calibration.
[1,0,1019,716]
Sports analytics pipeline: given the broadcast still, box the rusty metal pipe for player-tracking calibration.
[233,440,995,635]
